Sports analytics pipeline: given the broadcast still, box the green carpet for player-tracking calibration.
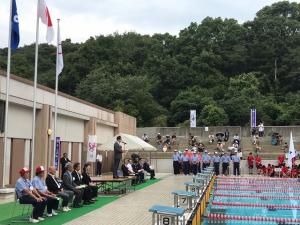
[0,178,161,225]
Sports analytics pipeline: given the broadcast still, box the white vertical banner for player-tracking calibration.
[87,135,97,162]
[288,132,296,168]
[190,110,196,128]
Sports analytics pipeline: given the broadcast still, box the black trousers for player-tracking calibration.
[197,162,201,173]
[19,195,46,219]
[202,162,210,170]
[222,163,229,175]
[96,161,102,176]
[173,161,180,174]
[90,186,98,198]
[146,169,155,179]
[233,162,240,176]
[183,161,190,175]
[45,197,59,214]
[72,188,83,207]
[113,158,121,177]
[214,162,220,176]
[191,163,197,175]
[61,168,66,179]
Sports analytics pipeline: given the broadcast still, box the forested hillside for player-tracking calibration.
[1,1,300,127]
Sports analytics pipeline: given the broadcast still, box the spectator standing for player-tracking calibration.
[202,150,211,169]
[191,151,198,175]
[60,153,71,179]
[182,149,191,175]
[221,152,231,176]
[172,150,180,175]
[224,129,230,142]
[96,153,102,177]
[247,152,254,174]
[255,155,262,174]
[231,150,240,176]
[197,151,202,173]
[212,152,221,176]
[156,133,163,151]
[258,122,264,137]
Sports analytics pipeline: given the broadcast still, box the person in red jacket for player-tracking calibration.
[291,165,298,178]
[278,154,285,167]
[255,155,262,174]
[247,152,254,174]
[281,163,289,177]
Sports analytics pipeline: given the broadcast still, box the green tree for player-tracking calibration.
[200,104,229,126]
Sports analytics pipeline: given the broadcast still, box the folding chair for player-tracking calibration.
[10,190,33,223]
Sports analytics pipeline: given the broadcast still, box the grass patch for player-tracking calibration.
[0,178,161,225]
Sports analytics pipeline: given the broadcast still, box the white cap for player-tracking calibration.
[204,150,208,153]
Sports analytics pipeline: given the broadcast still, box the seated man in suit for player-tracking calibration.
[143,158,155,179]
[62,163,83,208]
[132,159,144,183]
[32,166,59,217]
[46,166,73,212]
[82,163,99,199]
[72,162,94,204]
[15,167,47,223]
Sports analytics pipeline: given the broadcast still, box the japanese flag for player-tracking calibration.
[37,0,54,43]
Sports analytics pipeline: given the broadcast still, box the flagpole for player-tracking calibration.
[31,0,40,178]
[53,19,60,166]
[2,0,13,188]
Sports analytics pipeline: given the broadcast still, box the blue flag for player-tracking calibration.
[11,0,20,50]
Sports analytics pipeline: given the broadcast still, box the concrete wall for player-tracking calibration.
[137,127,242,143]
[54,114,85,142]
[0,72,137,187]
[138,126,300,141]
[7,103,33,139]
[96,124,114,145]
[114,112,136,135]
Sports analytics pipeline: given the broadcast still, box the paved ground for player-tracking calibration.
[65,173,192,225]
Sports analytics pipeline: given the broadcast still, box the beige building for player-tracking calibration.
[0,71,136,187]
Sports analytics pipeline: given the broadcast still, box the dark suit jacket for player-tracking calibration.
[82,172,91,185]
[62,171,77,191]
[60,157,71,170]
[45,174,62,194]
[72,171,82,186]
[132,163,142,173]
[114,141,123,159]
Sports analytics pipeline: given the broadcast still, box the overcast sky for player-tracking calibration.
[0,0,298,48]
